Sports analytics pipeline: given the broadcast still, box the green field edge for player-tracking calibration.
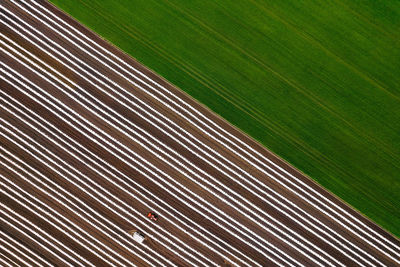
[49,0,400,238]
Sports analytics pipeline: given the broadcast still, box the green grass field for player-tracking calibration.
[50,0,400,237]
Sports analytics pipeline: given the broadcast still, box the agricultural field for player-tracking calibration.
[49,0,400,237]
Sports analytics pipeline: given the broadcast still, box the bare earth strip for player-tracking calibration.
[0,0,399,266]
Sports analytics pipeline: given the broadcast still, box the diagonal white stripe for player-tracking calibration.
[0,230,53,267]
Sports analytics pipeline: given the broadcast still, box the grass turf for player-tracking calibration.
[49,0,400,237]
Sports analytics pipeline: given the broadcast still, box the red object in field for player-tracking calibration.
[147,212,158,221]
